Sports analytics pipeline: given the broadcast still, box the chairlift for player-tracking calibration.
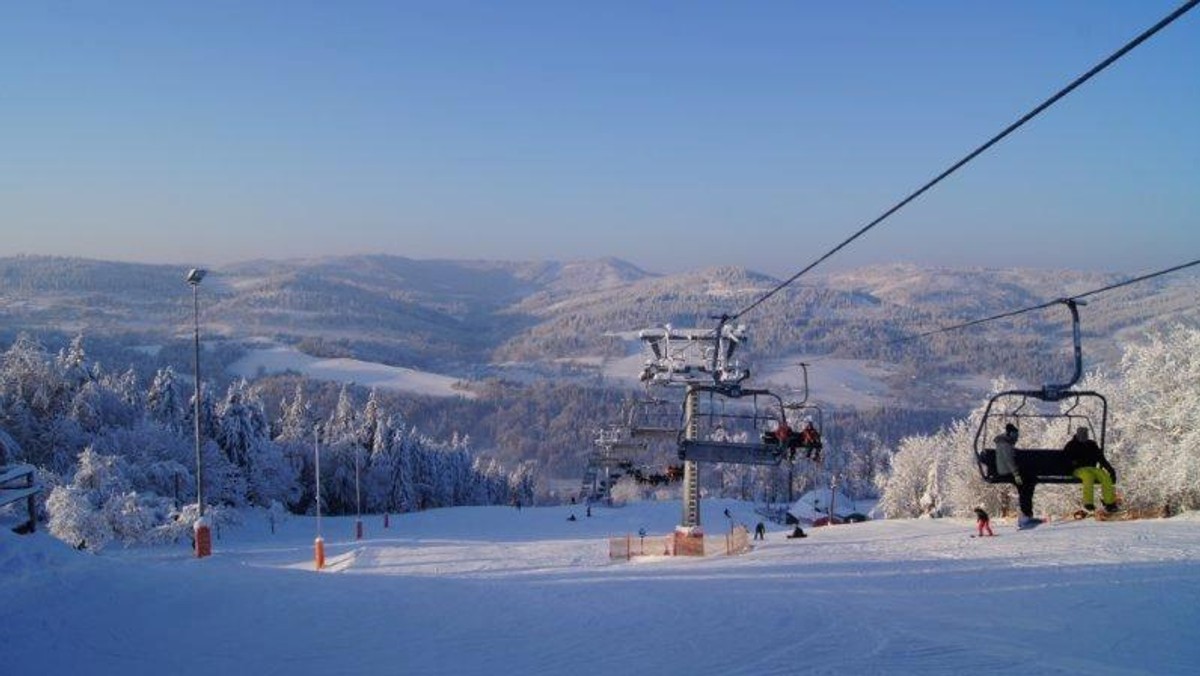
[972,299,1109,484]
[676,384,804,466]
[783,362,825,462]
[626,394,684,440]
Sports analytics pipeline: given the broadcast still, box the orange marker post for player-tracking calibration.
[314,536,325,570]
[194,517,212,558]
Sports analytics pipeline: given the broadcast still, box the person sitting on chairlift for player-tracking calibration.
[1064,426,1119,513]
[995,423,1040,529]
[773,419,791,445]
[798,420,822,461]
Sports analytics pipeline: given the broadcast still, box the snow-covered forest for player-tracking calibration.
[4,319,1198,553]
[0,334,535,551]
[875,324,1200,519]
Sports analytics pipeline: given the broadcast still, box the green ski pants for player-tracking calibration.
[1073,467,1115,507]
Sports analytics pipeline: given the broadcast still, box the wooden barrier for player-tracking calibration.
[0,464,42,534]
[608,526,753,560]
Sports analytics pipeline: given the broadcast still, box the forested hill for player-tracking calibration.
[1,254,1195,390]
[1,254,1196,483]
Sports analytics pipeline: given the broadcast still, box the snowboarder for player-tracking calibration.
[754,522,766,540]
[786,526,807,539]
[1064,427,1118,513]
[995,423,1041,528]
[974,507,994,537]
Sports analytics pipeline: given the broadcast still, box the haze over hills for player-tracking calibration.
[0,254,1196,413]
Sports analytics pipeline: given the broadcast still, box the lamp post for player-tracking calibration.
[186,267,211,558]
[354,446,363,540]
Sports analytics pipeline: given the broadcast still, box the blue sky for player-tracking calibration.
[2,1,1196,277]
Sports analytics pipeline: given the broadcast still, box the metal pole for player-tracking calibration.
[186,268,210,558]
[191,280,204,517]
[354,446,363,539]
[681,385,700,529]
[314,429,325,570]
[315,430,322,537]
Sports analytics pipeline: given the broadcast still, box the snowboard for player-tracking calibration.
[1094,507,1141,521]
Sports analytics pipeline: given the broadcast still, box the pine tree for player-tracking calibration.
[146,367,185,432]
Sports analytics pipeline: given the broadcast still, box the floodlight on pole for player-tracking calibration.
[187,268,211,558]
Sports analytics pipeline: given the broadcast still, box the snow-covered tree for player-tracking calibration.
[275,384,314,443]
[46,485,113,551]
[44,446,172,551]
[273,384,315,511]
[54,334,93,388]
[215,380,266,468]
[146,366,185,432]
[1104,325,1200,512]
[319,386,366,514]
[508,460,538,507]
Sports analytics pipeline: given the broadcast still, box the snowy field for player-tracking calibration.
[3,500,1199,676]
[228,345,473,398]
[225,343,955,411]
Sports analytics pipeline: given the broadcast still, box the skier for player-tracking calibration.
[995,423,1041,528]
[754,522,766,540]
[974,507,994,537]
[1064,427,1118,513]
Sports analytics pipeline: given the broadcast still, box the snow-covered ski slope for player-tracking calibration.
[3,500,1198,676]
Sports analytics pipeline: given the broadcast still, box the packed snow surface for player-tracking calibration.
[229,344,472,398]
[3,500,1199,675]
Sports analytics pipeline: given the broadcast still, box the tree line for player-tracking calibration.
[875,325,1200,519]
[0,334,534,551]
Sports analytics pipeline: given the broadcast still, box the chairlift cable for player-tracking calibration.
[1069,257,1200,302]
[729,0,1199,323]
[728,256,1200,368]
[896,258,1200,344]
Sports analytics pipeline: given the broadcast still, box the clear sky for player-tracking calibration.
[2,1,1196,278]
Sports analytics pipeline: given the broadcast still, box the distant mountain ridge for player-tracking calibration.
[0,254,1196,409]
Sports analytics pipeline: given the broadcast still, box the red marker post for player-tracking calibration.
[194,516,212,558]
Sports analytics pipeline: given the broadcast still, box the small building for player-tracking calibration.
[787,488,866,526]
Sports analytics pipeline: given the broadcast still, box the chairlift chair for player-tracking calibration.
[676,384,800,466]
[626,395,684,440]
[972,299,1110,485]
[783,362,826,462]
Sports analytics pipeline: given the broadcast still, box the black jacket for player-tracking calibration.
[1064,437,1114,475]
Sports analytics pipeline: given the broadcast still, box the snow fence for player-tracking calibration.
[608,525,751,560]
